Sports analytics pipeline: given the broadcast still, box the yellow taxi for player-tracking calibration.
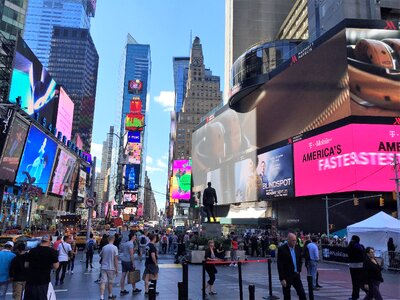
[75,231,101,249]
[0,234,31,248]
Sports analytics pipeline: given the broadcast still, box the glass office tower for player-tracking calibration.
[23,0,94,67]
[172,57,189,113]
[0,0,29,41]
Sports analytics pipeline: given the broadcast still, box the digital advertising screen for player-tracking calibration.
[128,79,143,94]
[56,87,74,140]
[129,99,142,114]
[0,117,29,182]
[0,108,14,154]
[123,192,138,204]
[127,131,141,143]
[234,158,261,203]
[124,164,140,191]
[294,124,400,197]
[50,149,76,196]
[171,160,192,200]
[9,37,57,124]
[77,169,87,198]
[125,142,141,164]
[125,113,144,131]
[15,125,58,192]
[257,144,294,200]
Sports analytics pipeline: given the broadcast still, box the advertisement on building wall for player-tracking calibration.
[127,131,141,143]
[0,117,29,182]
[125,113,144,131]
[9,37,58,126]
[124,164,140,191]
[15,125,58,193]
[257,144,294,200]
[50,149,76,196]
[129,99,142,114]
[294,123,400,196]
[56,87,74,140]
[77,169,87,199]
[128,79,143,94]
[171,160,192,200]
[125,142,141,164]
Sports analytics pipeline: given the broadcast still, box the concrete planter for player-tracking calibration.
[189,250,205,264]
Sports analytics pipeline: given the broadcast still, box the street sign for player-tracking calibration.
[85,197,96,208]
[114,204,125,210]
[123,201,137,208]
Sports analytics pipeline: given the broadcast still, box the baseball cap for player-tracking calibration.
[4,241,14,247]
[41,235,51,242]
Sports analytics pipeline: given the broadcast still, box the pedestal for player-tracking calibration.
[201,222,222,238]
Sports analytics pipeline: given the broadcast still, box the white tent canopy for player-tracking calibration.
[347,211,400,253]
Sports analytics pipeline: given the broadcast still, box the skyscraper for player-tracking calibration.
[23,0,94,67]
[224,0,295,102]
[0,0,29,41]
[174,37,222,160]
[47,26,99,152]
[172,57,190,113]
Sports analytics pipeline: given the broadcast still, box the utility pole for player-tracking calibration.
[325,196,329,236]
[86,157,96,241]
[394,154,400,220]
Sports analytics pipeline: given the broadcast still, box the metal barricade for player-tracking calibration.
[383,250,400,271]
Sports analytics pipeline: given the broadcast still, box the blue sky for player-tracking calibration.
[90,1,225,211]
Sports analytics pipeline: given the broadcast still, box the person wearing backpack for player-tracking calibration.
[86,233,95,270]
[138,232,148,262]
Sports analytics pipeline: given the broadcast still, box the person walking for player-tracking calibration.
[55,235,72,286]
[67,236,77,274]
[86,233,96,270]
[230,237,238,267]
[203,182,217,222]
[307,236,320,290]
[143,233,159,296]
[0,241,16,300]
[161,233,168,254]
[138,232,148,262]
[24,235,59,300]
[348,235,366,300]
[387,237,396,268]
[9,242,28,300]
[119,232,141,295]
[277,232,307,300]
[99,235,118,300]
[362,247,383,300]
[205,240,218,295]
[53,236,62,251]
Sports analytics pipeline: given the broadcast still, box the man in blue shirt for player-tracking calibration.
[277,233,306,300]
[307,236,320,290]
[0,241,16,299]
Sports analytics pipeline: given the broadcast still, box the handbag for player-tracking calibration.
[128,269,141,284]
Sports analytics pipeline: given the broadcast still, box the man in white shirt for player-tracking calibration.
[100,235,119,300]
[55,235,72,285]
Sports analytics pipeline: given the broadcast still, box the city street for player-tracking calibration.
[5,252,399,300]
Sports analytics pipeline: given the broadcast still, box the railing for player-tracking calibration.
[382,251,400,271]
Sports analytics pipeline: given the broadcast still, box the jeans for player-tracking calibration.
[363,280,383,300]
[350,267,367,299]
[308,260,318,287]
[68,255,75,271]
[0,282,8,300]
[56,261,68,283]
[86,251,94,269]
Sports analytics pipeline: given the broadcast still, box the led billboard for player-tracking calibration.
[257,144,294,200]
[124,164,140,191]
[129,99,142,114]
[15,126,58,192]
[123,192,138,204]
[77,169,87,198]
[128,80,143,94]
[50,149,76,196]
[9,37,57,125]
[0,117,29,182]
[127,131,141,143]
[125,113,144,131]
[56,87,74,140]
[234,158,261,202]
[171,160,192,200]
[294,124,400,196]
[125,142,141,164]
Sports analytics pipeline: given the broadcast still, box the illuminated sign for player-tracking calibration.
[56,87,74,140]
[127,131,141,143]
[128,79,143,94]
[171,160,192,200]
[125,142,141,164]
[125,113,144,131]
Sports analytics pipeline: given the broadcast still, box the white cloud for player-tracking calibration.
[156,159,167,169]
[154,91,175,111]
[146,156,153,164]
[145,166,164,173]
[91,142,103,173]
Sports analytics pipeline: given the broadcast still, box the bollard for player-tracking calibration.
[249,284,255,300]
[149,281,156,300]
[307,275,314,300]
[182,262,189,300]
[238,261,243,300]
[262,259,279,300]
[202,260,206,299]
[178,281,184,300]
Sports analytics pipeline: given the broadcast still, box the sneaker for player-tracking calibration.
[94,279,101,284]
[132,288,142,293]
[108,295,117,299]
[120,290,129,295]
[209,291,217,295]
[316,284,323,288]
[71,271,74,274]
[229,263,233,267]
[233,264,238,267]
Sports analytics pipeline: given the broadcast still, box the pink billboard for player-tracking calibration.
[171,160,192,200]
[56,87,74,140]
[294,124,400,196]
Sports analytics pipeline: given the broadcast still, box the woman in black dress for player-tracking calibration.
[363,247,383,300]
[205,240,218,295]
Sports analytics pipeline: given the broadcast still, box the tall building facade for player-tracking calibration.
[144,171,158,221]
[23,0,94,67]
[174,37,222,161]
[47,26,99,152]
[98,126,114,202]
[172,57,190,113]
[277,0,309,40]
[0,0,29,41]
[224,0,295,102]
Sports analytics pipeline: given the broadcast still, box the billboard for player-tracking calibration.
[171,160,192,200]
[234,158,261,202]
[124,164,140,191]
[15,125,58,192]
[0,117,29,182]
[77,169,87,198]
[9,37,58,125]
[56,87,74,140]
[294,124,400,196]
[50,149,76,196]
[125,113,144,131]
[257,144,294,200]
[129,99,142,114]
[127,131,141,143]
[125,142,141,164]
[128,79,143,94]
[0,108,14,154]
[123,191,138,204]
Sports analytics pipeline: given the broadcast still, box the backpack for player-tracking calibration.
[87,239,95,253]
[140,236,147,245]
[162,236,168,243]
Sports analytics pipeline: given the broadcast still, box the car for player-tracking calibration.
[0,234,31,247]
[75,231,101,249]
[25,237,42,250]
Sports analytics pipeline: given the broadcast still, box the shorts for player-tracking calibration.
[143,264,159,280]
[100,270,116,284]
[121,261,134,273]
[24,283,49,300]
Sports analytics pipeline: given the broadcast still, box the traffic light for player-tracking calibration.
[353,197,359,206]
[379,197,385,207]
